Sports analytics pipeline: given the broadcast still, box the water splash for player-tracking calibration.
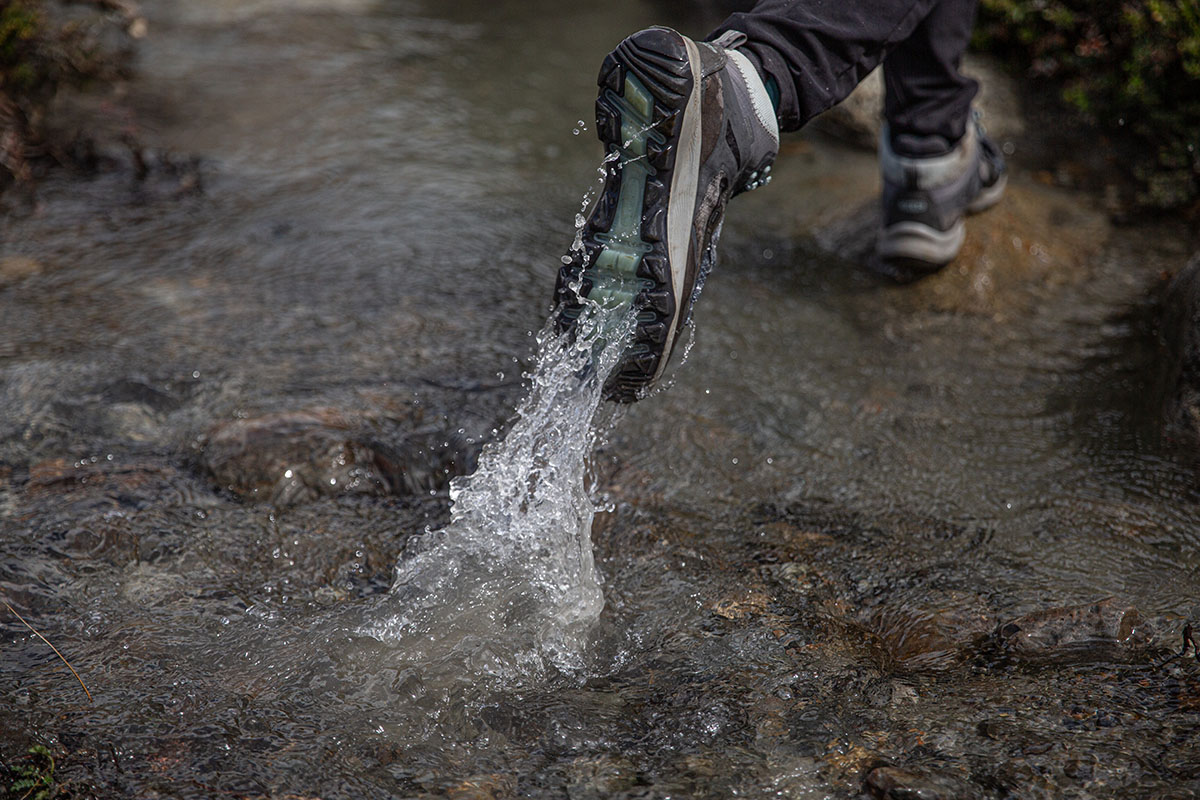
[360,303,635,683]
[356,134,663,684]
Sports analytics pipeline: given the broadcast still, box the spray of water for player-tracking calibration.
[359,302,634,682]
[350,131,666,687]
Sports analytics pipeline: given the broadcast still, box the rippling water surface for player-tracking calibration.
[2,1,1199,797]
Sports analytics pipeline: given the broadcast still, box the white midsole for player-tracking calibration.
[655,35,703,383]
[877,220,966,264]
[968,172,1008,214]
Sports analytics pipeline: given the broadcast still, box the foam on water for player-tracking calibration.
[360,303,635,682]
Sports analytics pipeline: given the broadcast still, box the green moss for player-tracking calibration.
[976,0,1200,210]
[1,2,45,90]
[7,744,56,800]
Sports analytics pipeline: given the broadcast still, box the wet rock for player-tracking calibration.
[443,774,516,800]
[814,56,1023,151]
[9,458,207,569]
[566,754,637,799]
[976,717,1059,758]
[101,402,164,443]
[102,377,182,412]
[25,456,179,502]
[0,256,44,288]
[817,180,1111,316]
[889,682,919,705]
[711,586,771,620]
[200,407,476,506]
[864,765,979,800]
[997,598,1155,664]
[867,593,995,670]
[984,761,1060,799]
[818,741,880,793]
[120,562,189,607]
[1160,252,1200,444]
[1063,756,1095,781]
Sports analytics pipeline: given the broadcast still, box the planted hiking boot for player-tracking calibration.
[554,27,779,403]
[875,115,1007,281]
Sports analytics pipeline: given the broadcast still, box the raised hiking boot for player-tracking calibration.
[874,115,1007,282]
[554,27,779,403]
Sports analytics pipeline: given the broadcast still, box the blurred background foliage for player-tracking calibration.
[0,0,136,192]
[976,0,1200,211]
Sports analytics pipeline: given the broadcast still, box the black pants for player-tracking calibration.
[710,0,979,154]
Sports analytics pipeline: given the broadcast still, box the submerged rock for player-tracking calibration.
[443,774,516,800]
[200,407,476,506]
[864,765,979,800]
[997,598,1155,664]
[566,754,637,799]
[867,592,995,670]
[1161,252,1200,444]
[0,256,44,288]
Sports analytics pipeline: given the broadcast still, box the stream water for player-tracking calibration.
[3,1,1200,798]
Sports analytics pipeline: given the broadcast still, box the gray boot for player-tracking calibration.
[875,115,1007,280]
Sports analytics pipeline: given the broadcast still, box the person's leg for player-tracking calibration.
[874,0,1006,277]
[554,1,1005,400]
[709,0,1003,276]
[882,0,979,154]
[708,0,949,132]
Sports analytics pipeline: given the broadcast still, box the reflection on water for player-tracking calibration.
[2,0,1199,797]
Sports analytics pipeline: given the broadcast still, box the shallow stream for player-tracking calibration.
[2,1,1199,798]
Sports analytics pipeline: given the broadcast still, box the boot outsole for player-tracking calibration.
[554,29,696,403]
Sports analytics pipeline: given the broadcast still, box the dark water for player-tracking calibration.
[3,1,1200,798]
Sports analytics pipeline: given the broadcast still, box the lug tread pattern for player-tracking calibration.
[554,27,697,403]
